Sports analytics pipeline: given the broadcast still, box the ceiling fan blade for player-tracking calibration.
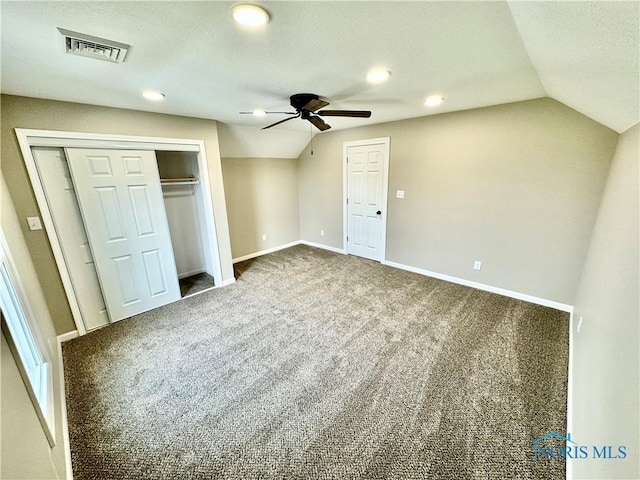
[307,115,332,131]
[317,110,372,118]
[261,114,300,130]
[302,98,330,112]
[240,111,297,115]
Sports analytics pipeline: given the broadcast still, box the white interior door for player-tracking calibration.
[346,141,388,261]
[32,147,109,331]
[65,148,180,322]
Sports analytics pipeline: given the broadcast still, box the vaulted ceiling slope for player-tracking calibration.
[508,1,639,134]
[1,2,638,158]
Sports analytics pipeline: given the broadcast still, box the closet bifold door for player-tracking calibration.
[65,148,181,322]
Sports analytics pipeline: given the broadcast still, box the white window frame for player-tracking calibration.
[0,229,56,446]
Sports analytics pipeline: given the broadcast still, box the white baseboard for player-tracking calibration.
[177,268,205,280]
[232,241,301,263]
[57,330,79,343]
[382,260,574,313]
[230,243,571,313]
[232,240,346,265]
[299,240,345,255]
[219,278,236,287]
[56,334,74,480]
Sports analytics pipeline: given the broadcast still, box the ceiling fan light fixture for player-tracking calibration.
[252,108,267,117]
[424,95,444,107]
[142,91,166,101]
[232,4,270,27]
[367,69,391,84]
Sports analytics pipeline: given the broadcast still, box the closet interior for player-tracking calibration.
[156,151,215,297]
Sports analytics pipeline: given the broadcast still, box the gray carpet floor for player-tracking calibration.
[179,272,215,297]
[63,245,569,479]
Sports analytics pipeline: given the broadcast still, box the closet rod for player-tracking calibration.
[160,180,200,186]
[160,177,200,186]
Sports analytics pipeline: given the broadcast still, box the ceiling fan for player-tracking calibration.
[240,93,372,131]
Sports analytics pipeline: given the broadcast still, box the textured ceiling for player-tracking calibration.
[1,1,638,158]
[509,1,639,134]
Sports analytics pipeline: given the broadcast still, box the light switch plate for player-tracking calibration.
[27,216,42,231]
[396,190,405,199]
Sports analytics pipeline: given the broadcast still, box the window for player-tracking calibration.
[0,231,56,446]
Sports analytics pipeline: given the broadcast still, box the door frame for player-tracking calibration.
[342,137,390,261]
[16,128,224,335]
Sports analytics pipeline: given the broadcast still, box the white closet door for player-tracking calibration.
[65,148,180,322]
[32,147,109,331]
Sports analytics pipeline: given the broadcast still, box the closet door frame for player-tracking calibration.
[16,128,225,336]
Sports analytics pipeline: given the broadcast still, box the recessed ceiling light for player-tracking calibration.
[367,69,391,84]
[232,4,270,27]
[142,91,165,101]
[252,109,266,117]
[424,95,444,107]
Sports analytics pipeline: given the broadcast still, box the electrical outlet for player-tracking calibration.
[396,190,405,199]
[27,216,42,231]
[473,261,482,271]
[320,229,325,236]
[262,234,267,241]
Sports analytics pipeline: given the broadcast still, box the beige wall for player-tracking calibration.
[571,124,639,479]
[222,157,299,259]
[1,175,66,479]
[298,98,617,304]
[0,94,234,335]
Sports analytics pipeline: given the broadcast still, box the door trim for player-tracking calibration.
[342,137,390,261]
[16,128,224,335]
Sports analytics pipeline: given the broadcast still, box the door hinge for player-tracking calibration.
[347,235,349,241]
[346,198,349,204]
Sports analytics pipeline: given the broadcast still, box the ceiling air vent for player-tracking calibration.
[57,28,130,63]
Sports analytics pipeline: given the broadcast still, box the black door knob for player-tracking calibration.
[376,210,382,215]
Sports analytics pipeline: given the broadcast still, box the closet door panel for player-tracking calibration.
[112,255,140,306]
[65,148,180,322]
[96,186,127,240]
[32,147,110,331]
[128,186,156,236]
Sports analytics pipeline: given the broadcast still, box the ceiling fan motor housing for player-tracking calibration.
[290,93,320,111]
